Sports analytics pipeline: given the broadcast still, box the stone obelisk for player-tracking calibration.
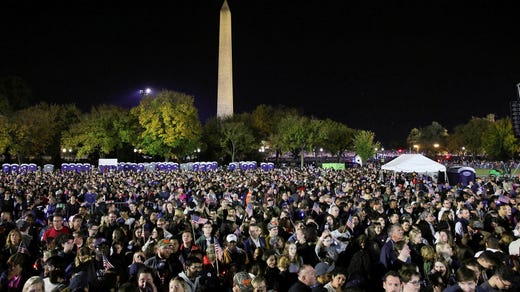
[217,0,233,118]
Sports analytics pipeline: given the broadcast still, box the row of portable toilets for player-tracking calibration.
[2,161,276,174]
[2,163,39,174]
[228,162,275,171]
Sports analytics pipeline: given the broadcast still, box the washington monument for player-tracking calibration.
[217,0,233,118]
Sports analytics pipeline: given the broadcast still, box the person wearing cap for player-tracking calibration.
[222,233,249,273]
[314,261,334,289]
[266,221,280,250]
[233,271,253,292]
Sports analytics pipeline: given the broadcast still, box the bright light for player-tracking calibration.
[62,148,67,153]
[433,143,440,148]
[139,88,152,96]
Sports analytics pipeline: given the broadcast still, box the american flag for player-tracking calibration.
[17,243,28,255]
[214,242,223,261]
[312,202,321,214]
[245,203,253,218]
[498,195,510,204]
[346,215,354,230]
[102,254,115,270]
[191,215,208,225]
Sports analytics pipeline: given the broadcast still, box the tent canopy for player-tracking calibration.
[381,154,446,173]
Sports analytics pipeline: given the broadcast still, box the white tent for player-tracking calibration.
[381,154,446,173]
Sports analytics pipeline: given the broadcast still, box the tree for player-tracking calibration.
[219,115,256,162]
[448,116,492,157]
[4,103,74,163]
[251,104,300,162]
[275,114,318,168]
[61,105,133,159]
[131,90,202,161]
[0,76,34,114]
[352,130,381,166]
[482,118,517,160]
[318,119,355,161]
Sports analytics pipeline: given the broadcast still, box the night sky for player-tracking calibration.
[1,0,519,146]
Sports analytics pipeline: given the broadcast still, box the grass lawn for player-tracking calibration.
[474,168,520,178]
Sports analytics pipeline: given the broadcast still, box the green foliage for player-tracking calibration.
[219,114,256,162]
[448,116,492,155]
[353,130,380,165]
[275,114,318,168]
[61,105,131,158]
[482,118,517,160]
[131,90,202,161]
[405,122,448,154]
[318,119,355,161]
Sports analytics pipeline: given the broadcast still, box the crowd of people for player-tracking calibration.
[0,161,519,292]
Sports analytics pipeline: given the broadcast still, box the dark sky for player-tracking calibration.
[1,0,519,146]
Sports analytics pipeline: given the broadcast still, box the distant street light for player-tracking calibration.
[139,88,152,97]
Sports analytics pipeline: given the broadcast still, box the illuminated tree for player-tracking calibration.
[353,130,381,165]
[131,90,201,161]
[61,104,133,159]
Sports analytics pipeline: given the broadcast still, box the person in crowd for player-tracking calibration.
[288,264,318,292]
[177,256,203,292]
[42,214,71,242]
[443,266,478,292]
[399,268,422,292]
[382,270,401,292]
[380,223,406,271]
[323,267,347,292]
[22,276,44,292]
[477,265,516,291]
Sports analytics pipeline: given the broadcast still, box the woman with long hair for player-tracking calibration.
[142,227,164,257]
[283,242,304,274]
[0,253,28,292]
[2,230,25,260]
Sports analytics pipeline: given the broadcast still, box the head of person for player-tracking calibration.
[383,270,401,292]
[248,224,261,239]
[251,275,266,292]
[490,265,515,290]
[181,230,193,245]
[137,267,155,291]
[389,223,404,242]
[298,265,317,287]
[7,253,25,276]
[433,258,448,276]
[52,214,64,230]
[184,256,203,278]
[233,271,253,292]
[22,276,44,292]
[455,266,478,292]
[156,239,174,259]
[314,262,333,284]
[169,276,189,292]
[329,267,347,290]
[226,234,238,251]
[6,229,22,247]
[400,268,422,292]
[202,222,213,236]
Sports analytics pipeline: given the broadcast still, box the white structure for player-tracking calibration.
[217,0,234,118]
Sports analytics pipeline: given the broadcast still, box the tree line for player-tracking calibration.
[0,79,515,165]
